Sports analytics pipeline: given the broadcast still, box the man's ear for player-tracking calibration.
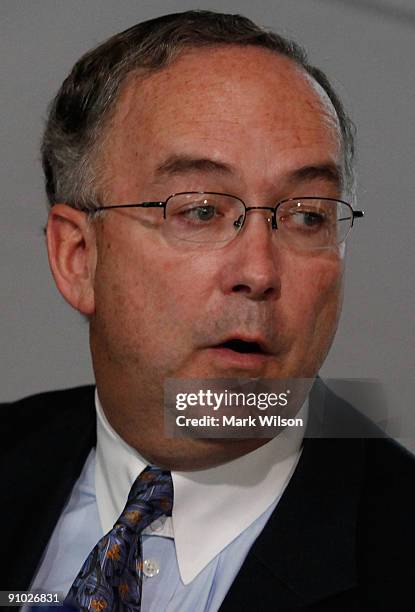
[46,204,97,315]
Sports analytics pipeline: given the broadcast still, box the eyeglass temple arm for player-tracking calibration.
[78,201,165,212]
[337,211,364,220]
[337,210,363,224]
[352,210,364,226]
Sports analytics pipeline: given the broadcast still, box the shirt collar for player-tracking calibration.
[95,388,307,584]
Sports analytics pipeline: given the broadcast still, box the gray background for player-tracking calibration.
[1,1,414,449]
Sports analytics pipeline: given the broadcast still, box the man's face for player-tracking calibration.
[89,46,345,469]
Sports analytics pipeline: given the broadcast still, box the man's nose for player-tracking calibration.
[220,210,281,301]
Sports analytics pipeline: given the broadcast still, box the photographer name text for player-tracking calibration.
[176,414,304,428]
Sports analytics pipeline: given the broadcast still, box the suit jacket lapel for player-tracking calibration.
[220,384,365,610]
[2,386,96,590]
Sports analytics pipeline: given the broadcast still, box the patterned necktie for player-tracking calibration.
[65,466,173,611]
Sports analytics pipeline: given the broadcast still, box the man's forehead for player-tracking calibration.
[115,45,339,130]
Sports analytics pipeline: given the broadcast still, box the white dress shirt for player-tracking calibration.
[29,389,307,610]
[95,390,307,584]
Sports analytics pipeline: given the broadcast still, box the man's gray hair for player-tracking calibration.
[41,10,356,210]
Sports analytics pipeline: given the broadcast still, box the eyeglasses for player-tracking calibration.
[80,191,364,250]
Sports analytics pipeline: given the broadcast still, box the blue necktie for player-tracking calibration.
[65,466,173,611]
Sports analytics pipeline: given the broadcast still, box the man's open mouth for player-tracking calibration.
[215,339,267,355]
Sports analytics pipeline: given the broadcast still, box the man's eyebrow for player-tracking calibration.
[285,163,344,189]
[154,156,343,189]
[154,155,235,178]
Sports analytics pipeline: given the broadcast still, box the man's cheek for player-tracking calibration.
[289,261,343,331]
[302,256,343,296]
[316,261,344,308]
[311,265,344,342]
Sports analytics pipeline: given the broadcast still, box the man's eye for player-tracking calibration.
[181,205,218,222]
[294,211,325,227]
[281,210,326,230]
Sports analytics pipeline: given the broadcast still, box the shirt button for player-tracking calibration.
[143,559,160,578]
[150,517,166,532]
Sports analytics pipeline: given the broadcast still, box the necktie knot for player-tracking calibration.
[116,466,173,532]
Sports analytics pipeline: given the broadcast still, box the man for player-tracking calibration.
[2,9,414,611]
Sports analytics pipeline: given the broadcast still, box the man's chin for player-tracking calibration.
[136,436,269,471]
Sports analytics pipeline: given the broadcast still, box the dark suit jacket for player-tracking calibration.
[1,383,414,611]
